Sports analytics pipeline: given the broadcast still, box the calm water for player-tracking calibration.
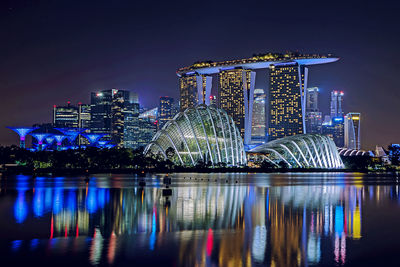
[0,173,399,266]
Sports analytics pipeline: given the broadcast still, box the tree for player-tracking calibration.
[388,145,400,165]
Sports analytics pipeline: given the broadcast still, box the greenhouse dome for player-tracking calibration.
[249,134,344,169]
[144,105,247,166]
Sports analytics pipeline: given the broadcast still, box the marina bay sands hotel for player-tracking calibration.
[177,52,339,146]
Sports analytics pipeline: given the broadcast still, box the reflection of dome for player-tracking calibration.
[144,105,247,166]
[249,134,344,169]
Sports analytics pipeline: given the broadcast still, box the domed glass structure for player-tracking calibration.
[144,105,247,166]
[249,134,344,169]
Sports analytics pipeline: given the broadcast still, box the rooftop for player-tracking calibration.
[177,52,338,76]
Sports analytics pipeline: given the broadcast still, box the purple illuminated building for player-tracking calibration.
[7,127,38,148]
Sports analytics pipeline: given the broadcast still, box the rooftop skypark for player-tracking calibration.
[177,52,338,75]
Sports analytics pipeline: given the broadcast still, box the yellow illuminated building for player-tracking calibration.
[218,68,255,140]
[179,74,211,111]
[268,63,305,141]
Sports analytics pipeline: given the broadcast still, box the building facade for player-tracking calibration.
[90,89,134,147]
[330,90,344,118]
[305,87,322,134]
[218,68,256,145]
[53,102,79,128]
[344,112,361,150]
[179,73,212,111]
[267,63,307,141]
[158,96,175,129]
[251,89,266,143]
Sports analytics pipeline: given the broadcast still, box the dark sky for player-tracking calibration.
[0,0,399,149]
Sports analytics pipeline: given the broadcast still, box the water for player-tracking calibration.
[0,172,399,266]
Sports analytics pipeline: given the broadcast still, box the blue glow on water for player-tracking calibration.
[149,208,157,250]
[87,188,98,214]
[335,206,344,235]
[53,188,63,214]
[14,191,28,224]
[30,239,39,250]
[33,188,45,217]
[11,240,22,252]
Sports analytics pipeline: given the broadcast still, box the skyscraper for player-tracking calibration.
[330,90,344,118]
[251,89,266,143]
[305,87,322,134]
[179,73,212,111]
[90,89,133,147]
[344,112,361,149]
[267,62,307,141]
[218,68,256,144]
[158,96,175,129]
[53,102,79,128]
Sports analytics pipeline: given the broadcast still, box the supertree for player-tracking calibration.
[53,135,68,151]
[83,133,107,147]
[7,127,38,148]
[30,133,48,151]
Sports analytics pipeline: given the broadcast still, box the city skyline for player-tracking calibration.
[1,1,399,149]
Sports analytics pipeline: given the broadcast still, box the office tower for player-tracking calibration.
[218,68,256,145]
[139,107,158,123]
[330,90,344,118]
[124,117,157,149]
[78,103,91,129]
[322,117,344,147]
[251,89,266,143]
[123,102,140,148]
[305,87,322,134]
[344,112,361,150]
[268,62,307,141]
[53,102,79,128]
[179,73,212,111]
[158,96,175,129]
[90,89,132,147]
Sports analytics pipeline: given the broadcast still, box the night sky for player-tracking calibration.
[1,0,399,149]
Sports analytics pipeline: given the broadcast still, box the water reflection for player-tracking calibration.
[0,173,399,266]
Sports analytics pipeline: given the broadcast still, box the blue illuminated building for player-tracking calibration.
[7,127,38,148]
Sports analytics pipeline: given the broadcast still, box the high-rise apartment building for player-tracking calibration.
[305,87,322,134]
[158,96,175,129]
[251,89,266,143]
[344,112,361,150]
[218,68,256,144]
[267,63,307,141]
[179,73,212,111]
[53,102,79,128]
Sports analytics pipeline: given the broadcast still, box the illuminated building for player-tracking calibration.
[251,89,266,143]
[218,68,255,144]
[7,127,37,148]
[344,112,361,149]
[249,134,344,169]
[78,103,91,145]
[177,53,338,144]
[305,87,322,134]
[124,117,157,149]
[90,89,136,147]
[53,102,79,128]
[138,107,158,123]
[158,96,175,129]
[322,117,344,147]
[268,62,306,141]
[330,90,344,118]
[144,105,247,166]
[179,73,212,111]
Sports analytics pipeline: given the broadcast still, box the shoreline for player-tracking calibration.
[1,166,398,176]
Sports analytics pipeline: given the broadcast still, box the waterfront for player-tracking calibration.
[0,173,399,266]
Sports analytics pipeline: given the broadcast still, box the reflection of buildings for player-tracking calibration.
[7,175,400,266]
